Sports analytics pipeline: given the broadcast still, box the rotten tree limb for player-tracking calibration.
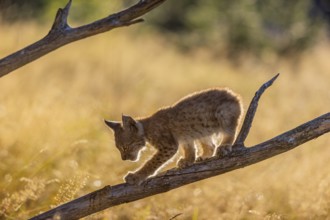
[30,75,330,220]
[0,0,167,77]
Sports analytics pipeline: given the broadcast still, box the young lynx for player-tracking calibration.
[105,88,242,185]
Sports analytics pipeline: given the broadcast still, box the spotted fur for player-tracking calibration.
[105,88,243,185]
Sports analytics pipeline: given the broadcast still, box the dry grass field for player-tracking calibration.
[0,22,329,219]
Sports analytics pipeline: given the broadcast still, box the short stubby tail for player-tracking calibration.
[215,98,243,148]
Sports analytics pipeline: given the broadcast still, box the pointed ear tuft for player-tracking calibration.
[122,114,137,131]
[104,119,120,131]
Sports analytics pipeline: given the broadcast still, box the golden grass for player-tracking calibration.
[0,22,329,219]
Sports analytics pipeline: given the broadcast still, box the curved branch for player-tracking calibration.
[0,0,167,78]
[234,73,280,146]
[30,75,330,220]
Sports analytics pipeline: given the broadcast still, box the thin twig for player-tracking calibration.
[234,73,280,146]
[169,213,183,220]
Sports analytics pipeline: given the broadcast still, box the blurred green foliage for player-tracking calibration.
[148,0,325,58]
[0,0,328,58]
[0,0,121,24]
[0,0,47,20]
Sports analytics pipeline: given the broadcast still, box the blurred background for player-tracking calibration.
[0,0,329,219]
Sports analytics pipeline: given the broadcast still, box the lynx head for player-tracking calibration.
[105,115,146,161]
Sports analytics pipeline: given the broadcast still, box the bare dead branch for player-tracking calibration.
[50,0,72,32]
[0,0,167,78]
[30,75,330,220]
[234,73,280,146]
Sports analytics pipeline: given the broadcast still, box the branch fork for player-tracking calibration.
[0,0,168,77]
[2,1,328,219]
[50,0,72,32]
[234,73,280,147]
[30,74,330,220]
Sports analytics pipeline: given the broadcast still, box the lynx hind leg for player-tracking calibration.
[177,141,196,168]
[215,101,241,157]
[216,132,236,157]
[197,136,216,161]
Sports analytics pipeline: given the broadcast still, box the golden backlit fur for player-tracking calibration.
[105,88,243,184]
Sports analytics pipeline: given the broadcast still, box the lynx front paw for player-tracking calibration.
[124,172,145,185]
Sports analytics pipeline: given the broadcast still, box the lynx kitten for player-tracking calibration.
[105,88,242,185]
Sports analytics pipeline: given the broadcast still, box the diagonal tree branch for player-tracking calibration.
[0,0,167,78]
[30,75,330,220]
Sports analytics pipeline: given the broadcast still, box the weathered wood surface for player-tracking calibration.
[0,0,167,77]
[30,75,330,220]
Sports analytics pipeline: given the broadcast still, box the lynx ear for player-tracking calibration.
[104,119,121,131]
[122,114,137,130]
